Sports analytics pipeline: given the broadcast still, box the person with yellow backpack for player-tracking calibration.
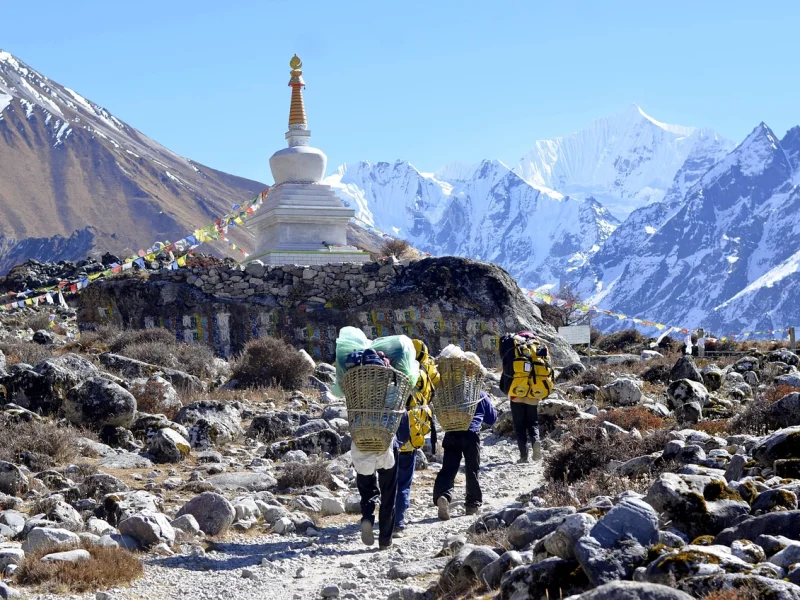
[498,331,555,463]
[393,339,439,538]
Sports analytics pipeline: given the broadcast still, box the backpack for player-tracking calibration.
[401,340,439,451]
[498,333,554,402]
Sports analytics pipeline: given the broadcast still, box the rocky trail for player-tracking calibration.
[28,433,543,600]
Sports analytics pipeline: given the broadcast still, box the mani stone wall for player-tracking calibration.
[78,256,578,368]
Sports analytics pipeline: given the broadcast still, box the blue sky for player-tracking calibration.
[4,0,798,183]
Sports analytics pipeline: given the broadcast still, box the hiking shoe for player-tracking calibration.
[437,497,451,521]
[531,441,542,461]
[517,454,529,464]
[392,528,405,539]
[465,505,479,516]
[379,542,392,551]
[360,519,374,546]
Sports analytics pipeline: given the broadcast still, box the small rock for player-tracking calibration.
[40,549,91,563]
[321,585,340,598]
[241,568,258,580]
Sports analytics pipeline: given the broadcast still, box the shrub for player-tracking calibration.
[232,337,313,390]
[573,365,615,388]
[276,461,333,490]
[379,238,412,259]
[24,313,53,331]
[0,340,55,366]
[15,542,143,593]
[694,420,730,435]
[603,407,666,431]
[596,329,644,353]
[0,415,88,467]
[763,384,800,403]
[116,340,178,369]
[641,363,671,384]
[109,328,177,354]
[727,397,772,436]
[73,325,123,353]
[533,470,656,508]
[544,420,671,483]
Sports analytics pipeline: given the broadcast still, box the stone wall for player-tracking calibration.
[78,257,578,368]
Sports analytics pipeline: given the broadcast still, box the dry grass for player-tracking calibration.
[15,542,143,593]
[572,364,617,388]
[694,419,730,435]
[544,420,672,483]
[379,238,413,259]
[595,329,645,353]
[231,336,313,390]
[23,313,53,331]
[276,461,333,490]
[466,526,511,550]
[0,340,55,366]
[763,384,800,403]
[534,470,657,508]
[727,397,772,436]
[702,587,761,600]
[0,415,88,468]
[603,407,666,431]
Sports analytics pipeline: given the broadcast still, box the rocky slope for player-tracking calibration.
[0,50,267,269]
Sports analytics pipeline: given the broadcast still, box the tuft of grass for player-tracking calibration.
[603,407,666,432]
[0,415,89,466]
[763,384,800,403]
[544,420,672,484]
[727,397,772,436]
[694,420,730,435]
[15,542,143,593]
[276,461,333,490]
[466,526,511,550]
[231,336,313,390]
[596,329,644,353]
[23,313,53,332]
[534,470,657,508]
[108,328,178,353]
[0,340,55,366]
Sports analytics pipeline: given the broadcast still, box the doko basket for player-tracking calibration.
[341,365,413,452]
[433,356,485,431]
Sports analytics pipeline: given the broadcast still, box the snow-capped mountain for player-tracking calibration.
[570,122,800,335]
[327,159,619,288]
[514,105,733,219]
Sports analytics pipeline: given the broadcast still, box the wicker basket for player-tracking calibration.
[341,365,413,452]
[433,356,485,431]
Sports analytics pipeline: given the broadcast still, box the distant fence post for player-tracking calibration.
[790,327,797,352]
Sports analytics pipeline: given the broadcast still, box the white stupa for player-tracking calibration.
[246,55,368,265]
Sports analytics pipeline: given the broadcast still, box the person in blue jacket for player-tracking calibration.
[355,412,410,550]
[432,391,497,519]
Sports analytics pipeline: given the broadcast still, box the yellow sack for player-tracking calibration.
[401,406,432,452]
[506,343,554,402]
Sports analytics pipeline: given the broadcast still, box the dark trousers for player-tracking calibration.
[432,430,482,508]
[394,451,416,530]
[510,401,539,456]
[356,445,399,546]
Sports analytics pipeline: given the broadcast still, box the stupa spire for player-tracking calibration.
[285,55,311,148]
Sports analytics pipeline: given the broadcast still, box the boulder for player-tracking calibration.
[538,398,580,418]
[176,400,243,442]
[777,372,800,389]
[557,363,587,382]
[670,356,703,383]
[677,574,800,600]
[644,473,750,539]
[599,378,642,406]
[99,353,204,393]
[644,545,751,585]
[45,500,84,532]
[730,539,766,563]
[81,473,130,499]
[294,419,332,437]
[10,354,100,414]
[568,581,694,599]
[667,379,709,409]
[99,490,163,524]
[0,511,26,537]
[175,492,235,536]
[171,514,201,537]
[246,411,303,443]
[675,401,702,424]
[118,511,175,548]
[590,498,659,547]
[768,393,800,428]
[206,472,277,492]
[574,535,648,587]
[264,429,342,459]
[40,549,91,563]
[321,405,348,421]
[752,488,798,513]
[480,550,525,589]
[701,369,723,392]
[715,511,800,545]
[507,507,576,549]
[733,355,760,373]
[64,377,137,430]
[544,513,596,559]
[22,527,79,554]
[0,462,28,496]
[753,427,800,466]
[129,376,183,416]
[147,428,191,463]
[499,557,588,600]
[768,349,800,367]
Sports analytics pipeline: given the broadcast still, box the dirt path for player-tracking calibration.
[35,433,544,600]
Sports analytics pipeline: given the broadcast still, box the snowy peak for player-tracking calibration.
[701,122,791,186]
[513,105,733,218]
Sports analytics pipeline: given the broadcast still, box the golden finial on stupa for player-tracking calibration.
[288,54,307,127]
